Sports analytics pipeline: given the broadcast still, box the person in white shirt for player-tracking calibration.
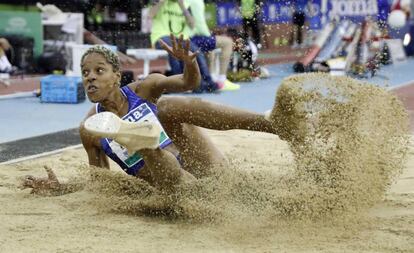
[0,38,12,73]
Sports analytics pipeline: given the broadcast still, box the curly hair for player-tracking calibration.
[81,45,120,72]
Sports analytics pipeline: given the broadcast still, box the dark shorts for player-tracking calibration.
[191,35,217,53]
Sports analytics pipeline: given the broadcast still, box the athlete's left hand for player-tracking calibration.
[159,34,198,64]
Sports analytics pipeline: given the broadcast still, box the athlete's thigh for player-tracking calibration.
[177,123,227,178]
[157,97,226,177]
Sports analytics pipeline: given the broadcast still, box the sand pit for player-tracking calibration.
[1,73,413,252]
[0,132,413,252]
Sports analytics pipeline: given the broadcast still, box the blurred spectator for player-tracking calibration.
[227,28,264,81]
[87,1,105,30]
[239,0,262,49]
[149,0,219,93]
[188,0,240,91]
[291,0,307,48]
[0,38,13,73]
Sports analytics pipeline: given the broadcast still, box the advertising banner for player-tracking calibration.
[0,11,43,57]
[216,0,390,29]
[216,2,242,26]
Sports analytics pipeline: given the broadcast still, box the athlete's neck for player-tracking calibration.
[101,89,127,117]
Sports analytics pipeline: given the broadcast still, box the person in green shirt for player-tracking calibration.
[149,0,194,46]
[239,0,262,48]
[188,0,240,91]
[149,0,219,93]
[87,1,104,30]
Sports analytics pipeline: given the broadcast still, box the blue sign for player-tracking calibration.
[262,0,323,29]
[307,0,323,29]
[262,1,293,24]
[216,0,390,29]
[216,2,242,27]
[326,0,390,22]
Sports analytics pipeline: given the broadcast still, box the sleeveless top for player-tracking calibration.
[96,86,173,176]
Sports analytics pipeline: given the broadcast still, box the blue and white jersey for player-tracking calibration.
[96,86,172,176]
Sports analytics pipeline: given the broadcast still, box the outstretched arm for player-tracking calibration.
[143,34,200,100]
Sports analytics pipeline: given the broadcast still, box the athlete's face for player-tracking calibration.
[81,52,121,103]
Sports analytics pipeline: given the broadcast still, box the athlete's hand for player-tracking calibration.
[159,34,198,64]
[21,165,61,194]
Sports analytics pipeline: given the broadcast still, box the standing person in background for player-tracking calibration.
[149,0,219,93]
[387,0,413,50]
[240,0,262,49]
[0,38,13,73]
[291,0,307,48]
[188,0,240,91]
[86,1,105,31]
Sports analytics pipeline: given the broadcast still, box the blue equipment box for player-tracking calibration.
[41,75,85,103]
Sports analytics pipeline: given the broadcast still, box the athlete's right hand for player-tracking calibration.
[21,165,61,194]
